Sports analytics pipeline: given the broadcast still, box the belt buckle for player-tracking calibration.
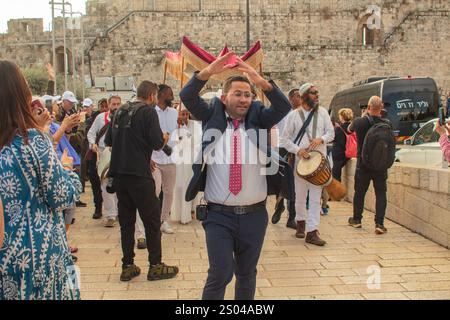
[234,206,246,215]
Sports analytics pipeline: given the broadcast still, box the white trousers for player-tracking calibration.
[101,180,118,219]
[294,175,323,233]
[153,163,177,222]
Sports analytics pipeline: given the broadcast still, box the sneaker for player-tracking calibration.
[104,218,116,228]
[161,221,174,234]
[271,202,285,224]
[348,217,362,228]
[137,238,147,249]
[286,218,296,230]
[120,264,141,282]
[305,230,327,246]
[76,200,87,208]
[69,246,78,253]
[375,224,388,235]
[147,263,179,281]
[321,206,329,216]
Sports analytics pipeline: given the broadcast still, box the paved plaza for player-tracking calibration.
[73,186,450,300]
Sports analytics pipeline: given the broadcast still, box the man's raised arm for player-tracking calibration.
[234,57,291,129]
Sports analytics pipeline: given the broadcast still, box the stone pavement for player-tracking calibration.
[72,187,450,300]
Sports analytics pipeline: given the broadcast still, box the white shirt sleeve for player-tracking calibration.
[280,111,302,155]
[87,113,103,148]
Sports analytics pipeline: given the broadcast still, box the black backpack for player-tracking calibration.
[361,116,396,171]
[112,102,147,130]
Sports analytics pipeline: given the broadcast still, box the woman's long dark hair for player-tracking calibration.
[0,60,38,149]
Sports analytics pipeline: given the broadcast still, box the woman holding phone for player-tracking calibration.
[0,60,82,300]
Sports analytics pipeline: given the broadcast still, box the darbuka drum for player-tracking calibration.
[97,147,111,181]
[296,150,347,201]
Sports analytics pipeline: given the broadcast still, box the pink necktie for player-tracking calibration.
[229,119,242,195]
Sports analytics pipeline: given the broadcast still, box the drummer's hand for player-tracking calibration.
[309,138,324,150]
[297,149,310,159]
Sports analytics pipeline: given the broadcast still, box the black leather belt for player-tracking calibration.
[207,200,266,215]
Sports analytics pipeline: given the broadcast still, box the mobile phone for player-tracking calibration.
[439,107,446,126]
[45,100,53,114]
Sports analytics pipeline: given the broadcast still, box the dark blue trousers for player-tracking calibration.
[202,209,268,300]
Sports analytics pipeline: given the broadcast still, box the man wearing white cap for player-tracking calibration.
[281,83,334,246]
[62,91,79,116]
[82,98,94,116]
[87,94,122,227]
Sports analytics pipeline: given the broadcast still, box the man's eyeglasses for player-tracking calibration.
[231,91,253,99]
[308,91,319,95]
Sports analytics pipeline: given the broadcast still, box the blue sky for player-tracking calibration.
[0,0,86,33]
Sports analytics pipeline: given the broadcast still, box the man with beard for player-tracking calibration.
[280,83,334,246]
[150,85,178,234]
[85,98,108,219]
[87,94,122,227]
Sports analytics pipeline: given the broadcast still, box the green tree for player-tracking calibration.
[22,68,48,96]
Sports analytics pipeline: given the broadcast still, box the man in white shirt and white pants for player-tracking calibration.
[281,83,334,246]
[151,85,178,234]
[87,94,122,228]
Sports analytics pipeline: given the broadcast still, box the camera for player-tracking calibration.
[45,100,53,114]
[196,204,208,221]
[106,177,115,194]
[162,144,173,156]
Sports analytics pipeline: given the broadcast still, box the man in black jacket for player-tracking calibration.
[348,96,390,235]
[105,81,178,282]
[180,52,292,300]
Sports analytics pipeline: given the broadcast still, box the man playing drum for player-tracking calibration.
[280,83,335,246]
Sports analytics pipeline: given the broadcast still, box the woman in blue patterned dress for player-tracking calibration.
[0,60,82,300]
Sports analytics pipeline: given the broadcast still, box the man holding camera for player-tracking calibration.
[151,84,178,234]
[105,81,179,282]
[87,94,122,227]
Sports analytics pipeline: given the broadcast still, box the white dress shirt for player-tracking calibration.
[87,111,111,151]
[204,116,268,206]
[280,106,335,156]
[151,105,179,165]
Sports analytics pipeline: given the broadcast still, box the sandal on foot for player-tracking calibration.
[120,264,141,281]
[147,263,179,281]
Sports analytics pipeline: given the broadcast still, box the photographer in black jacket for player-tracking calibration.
[105,81,179,282]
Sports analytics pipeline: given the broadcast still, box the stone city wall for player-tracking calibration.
[0,0,448,105]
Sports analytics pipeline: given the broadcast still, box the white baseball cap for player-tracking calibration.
[82,98,93,107]
[62,91,78,104]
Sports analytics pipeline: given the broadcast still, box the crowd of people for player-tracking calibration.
[2,56,448,300]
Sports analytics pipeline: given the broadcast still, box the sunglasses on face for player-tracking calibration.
[308,91,319,95]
